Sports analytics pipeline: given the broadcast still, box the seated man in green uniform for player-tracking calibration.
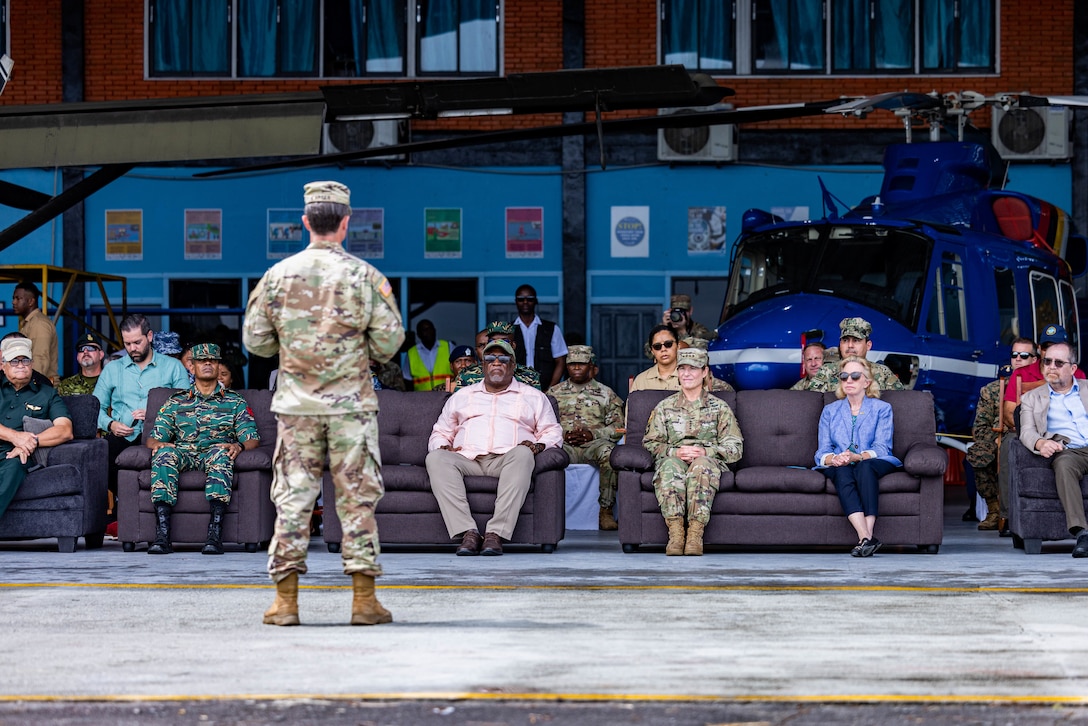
[804,317,905,393]
[0,337,73,520]
[146,343,260,555]
[57,333,107,396]
[454,321,541,391]
[549,345,625,530]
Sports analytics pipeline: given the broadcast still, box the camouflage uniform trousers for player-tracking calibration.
[563,439,617,508]
[652,455,727,525]
[151,445,234,506]
[267,411,384,582]
[967,379,1001,502]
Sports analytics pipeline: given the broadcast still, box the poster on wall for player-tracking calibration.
[424,208,462,259]
[346,208,385,259]
[505,207,543,258]
[771,205,810,222]
[105,209,144,261]
[610,206,649,258]
[687,206,727,254]
[267,209,307,259]
[184,209,222,260]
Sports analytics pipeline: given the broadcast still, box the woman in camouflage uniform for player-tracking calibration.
[643,347,743,556]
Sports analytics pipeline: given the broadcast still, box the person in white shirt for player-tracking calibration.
[511,284,568,392]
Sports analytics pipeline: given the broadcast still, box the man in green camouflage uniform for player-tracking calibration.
[967,337,1038,530]
[146,343,260,555]
[454,321,540,391]
[644,348,743,556]
[56,333,106,396]
[663,294,716,345]
[805,317,905,392]
[244,180,405,628]
[549,345,624,530]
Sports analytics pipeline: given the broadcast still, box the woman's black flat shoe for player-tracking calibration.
[860,538,882,557]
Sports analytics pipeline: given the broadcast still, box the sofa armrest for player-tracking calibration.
[610,444,653,472]
[235,446,273,471]
[1007,438,1050,470]
[115,444,152,470]
[533,446,570,475]
[902,442,947,477]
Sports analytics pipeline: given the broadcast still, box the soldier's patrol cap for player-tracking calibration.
[839,317,872,340]
[303,181,351,211]
[567,345,594,365]
[1,337,32,362]
[485,320,515,337]
[1039,324,1069,347]
[76,333,103,350]
[482,340,516,357]
[448,345,475,362]
[670,294,692,310]
[190,343,222,361]
[676,348,708,368]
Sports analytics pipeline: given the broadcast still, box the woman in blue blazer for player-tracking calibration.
[815,357,902,557]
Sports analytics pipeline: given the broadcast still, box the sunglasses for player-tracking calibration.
[1042,357,1071,369]
[651,340,676,351]
[1010,352,1035,360]
[77,345,100,353]
[838,371,867,381]
[483,354,512,364]
[515,296,537,302]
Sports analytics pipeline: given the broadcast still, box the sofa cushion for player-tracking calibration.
[878,390,937,460]
[377,390,451,466]
[734,465,828,493]
[1017,470,1088,499]
[13,464,83,500]
[736,390,823,468]
[381,464,432,492]
[61,394,101,440]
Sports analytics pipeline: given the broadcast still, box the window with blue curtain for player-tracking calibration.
[238,0,318,77]
[753,0,824,72]
[922,0,993,71]
[419,0,498,74]
[150,0,229,76]
[662,0,734,71]
[833,0,912,72]
[0,0,8,57]
[323,0,405,76]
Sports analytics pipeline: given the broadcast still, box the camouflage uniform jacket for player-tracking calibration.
[688,319,716,342]
[57,373,100,397]
[243,238,405,415]
[150,385,260,453]
[549,378,624,442]
[644,392,743,465]
[967,379,1002,469]
[454,362,541,391]
[804,360,905,393]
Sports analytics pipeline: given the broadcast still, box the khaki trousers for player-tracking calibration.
[426,446,535,540]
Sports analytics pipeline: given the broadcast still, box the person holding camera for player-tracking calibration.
[662,294,715,344]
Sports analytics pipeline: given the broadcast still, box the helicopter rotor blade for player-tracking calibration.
[825,92,942,116]
[1014,94,1088,108]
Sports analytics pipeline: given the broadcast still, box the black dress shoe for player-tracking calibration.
[962,506,979,522]
[1073,532,1088,559]
[456,530,482,556]
[999,518,1012,538]
[481,532,503,556]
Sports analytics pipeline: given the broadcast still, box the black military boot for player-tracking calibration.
[202,500,227,555]
[147,503,174,555]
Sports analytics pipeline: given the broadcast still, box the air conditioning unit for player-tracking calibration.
[991,106,1071,160]
[657,105,737,162]
[321,119,406,161]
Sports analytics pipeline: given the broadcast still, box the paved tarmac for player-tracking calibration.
[3,487,1088,724]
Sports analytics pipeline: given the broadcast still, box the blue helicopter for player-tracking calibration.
[708,92,1088,434]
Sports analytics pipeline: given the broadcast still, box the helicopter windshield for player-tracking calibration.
[724,224,932,330]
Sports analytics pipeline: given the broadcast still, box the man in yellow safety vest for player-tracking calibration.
[405,319,452,391]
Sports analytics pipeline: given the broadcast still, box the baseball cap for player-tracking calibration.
[482,340,515,357]
[1,337,32,362]
[303,181,351,210]
[1039,324,1068,347]
[448,345,475,362]
[839,317,872,340]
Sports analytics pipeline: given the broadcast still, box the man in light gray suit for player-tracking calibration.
[1019,341,1088,558]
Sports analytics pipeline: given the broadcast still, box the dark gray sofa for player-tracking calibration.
[612,389,946,553]
[0,394,109,552]
[115,387,277,552]
[1006,438,1088,554]
[320,389,570,552]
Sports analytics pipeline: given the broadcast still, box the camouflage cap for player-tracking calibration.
[485,320,515,337]
[839,317,872,340]
[567,345,594,364]
[482,339,516,357]
[676,347,708,368]
[670,294,692,310]
[1,337,32,362]
[303,181,351,210]
[76,333,103,350]
[190,343,222,360]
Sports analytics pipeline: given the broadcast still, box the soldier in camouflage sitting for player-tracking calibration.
[644,347,743,556]
[805,317,905,393]
[146,343,260,555]
[57,333,106,396]
[549,345,625,530]
[453,321,540,391]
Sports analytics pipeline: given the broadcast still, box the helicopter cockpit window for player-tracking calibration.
[1060,280,1080,357]
[724,228,817,310]
[926,251,968,341]
[994,268,1018,345]
[1029,271,1061,341]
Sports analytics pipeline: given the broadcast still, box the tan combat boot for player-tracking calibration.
[665,516,686,556]
[685,520,705,556]
[263,571,300,626]
[599,506,618,531]
[351,573,393,626]
[978,499,1001,531]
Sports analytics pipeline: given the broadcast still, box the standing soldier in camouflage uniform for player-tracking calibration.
[244,180,405,627]
[146,343,260,555]
[57,333,106,396]
[454,321,540,391]
[805,317,905,393]
[549,345,625,530]
[644,348,743,556]
[662,294,716,345]
[968,338,1037,530]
